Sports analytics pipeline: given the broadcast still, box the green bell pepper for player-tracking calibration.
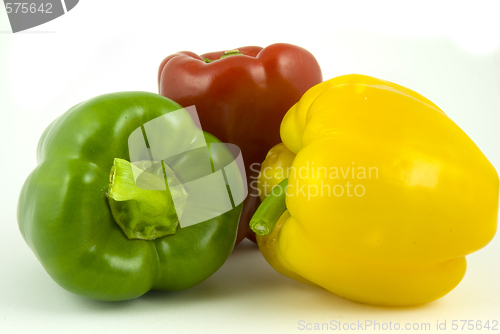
[17,92,243,301]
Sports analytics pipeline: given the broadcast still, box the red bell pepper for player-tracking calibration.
[158,43,322,244]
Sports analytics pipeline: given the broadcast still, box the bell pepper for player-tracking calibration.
[17,92,244,301]
[251,74,499,306]
[158,43,322,244]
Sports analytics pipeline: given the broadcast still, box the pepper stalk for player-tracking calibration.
[249,178,288,236]
[107,158,188,240]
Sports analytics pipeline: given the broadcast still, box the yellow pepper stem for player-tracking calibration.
[250,178,288,236]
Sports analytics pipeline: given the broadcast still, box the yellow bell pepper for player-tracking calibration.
[250,74,499,306]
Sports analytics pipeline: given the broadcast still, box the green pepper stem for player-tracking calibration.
[107,158,188,240]
[249,178,288,237]
[203,49,244,63]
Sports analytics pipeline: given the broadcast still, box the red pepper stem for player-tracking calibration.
[203,49,244,63]
[249,178,288,237]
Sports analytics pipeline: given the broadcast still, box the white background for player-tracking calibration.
[1,1,499,333]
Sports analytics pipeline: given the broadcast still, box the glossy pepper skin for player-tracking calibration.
[158,43,322,244]
[252,74,499,306]
[17,92,242,301]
